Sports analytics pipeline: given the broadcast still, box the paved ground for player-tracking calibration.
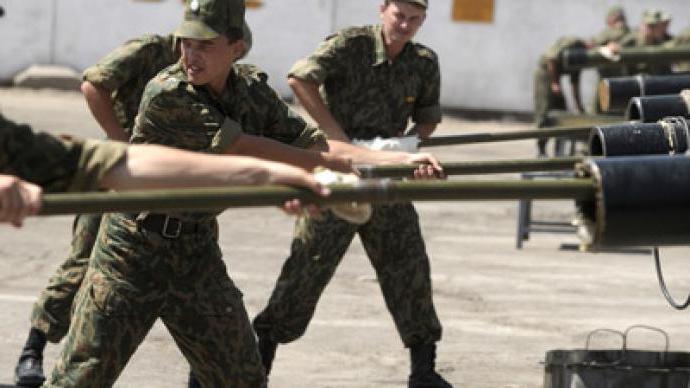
[1,87,690,387]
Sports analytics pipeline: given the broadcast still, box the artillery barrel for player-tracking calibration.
[39,179,595,216]
[626,94,690,122]
[358,157,583,179]
[599,74,690,112]
[588,117,689,156]
[563,45,690,71]
[578,155,690,249]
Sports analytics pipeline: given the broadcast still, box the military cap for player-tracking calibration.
[175,0,245,40]
[606,6,624,20]
[642,9,671,25]
[395,0,428,10]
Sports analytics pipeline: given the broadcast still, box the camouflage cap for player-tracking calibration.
[642,9,671,25]
[606,6,624,20]
[395,0,428,10]
[175,0,245,40]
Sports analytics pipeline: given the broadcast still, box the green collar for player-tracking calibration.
[373,25,388,66]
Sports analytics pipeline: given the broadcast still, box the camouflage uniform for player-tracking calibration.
[0,113,126,192]
[617,29,675,75]
[532,37,585,153]
[44,62,325,388]
[591,24,630,113]
[253,24,443,348]
[29,33,179,344]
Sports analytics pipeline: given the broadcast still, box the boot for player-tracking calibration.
[188,370,202,388]
[14,328,47,387]
[257,335,278,376]
[408,343,453,388]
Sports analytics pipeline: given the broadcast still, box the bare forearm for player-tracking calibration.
[81,81,129,142]
[227,133,338,171]
[288,76,349,142]
[101,145,273,190]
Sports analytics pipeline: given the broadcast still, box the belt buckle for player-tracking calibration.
[161,216,183,239]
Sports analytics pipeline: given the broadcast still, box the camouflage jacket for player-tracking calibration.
[0,113,126,192]
[591,25,630,46]
[289,24,441,140]
[618,30,675,75]
[83,34,179,134]
[132,62,325,222]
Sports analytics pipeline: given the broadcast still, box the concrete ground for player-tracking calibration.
[1,87,690,387]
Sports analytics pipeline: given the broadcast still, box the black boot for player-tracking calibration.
[408,343,453,388]
[188,370,202,388]
[14,328,47,387]
[257,335,278,376]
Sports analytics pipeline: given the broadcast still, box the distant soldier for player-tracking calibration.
[611,9,674,76]
[533,37,586,154]
[591,6,630,47]
[12,11,256,388]
[252,1,452,387]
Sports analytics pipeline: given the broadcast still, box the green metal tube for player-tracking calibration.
[38,179,596,216]
[358,157,584,178]
[563,45,690,70]
[420,127,591,147]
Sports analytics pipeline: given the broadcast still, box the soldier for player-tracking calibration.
[590,6,629,47]
[611,9,675,75]
[252,1,453,387]
[532,37,586,155]
[44,0,441,386]
[0,113,325,227]
[14,11,254,388]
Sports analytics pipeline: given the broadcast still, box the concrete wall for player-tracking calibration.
[1,0,688,112]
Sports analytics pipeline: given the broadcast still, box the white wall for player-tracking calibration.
[1,0,689,112]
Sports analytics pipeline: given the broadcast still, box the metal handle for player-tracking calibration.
[585,328,624,350]
[623,324,670,353]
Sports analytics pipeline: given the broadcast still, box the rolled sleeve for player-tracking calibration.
[68,140,128,192]
[210,118,243,153]
[289,125,327,149]
[412,104,442,124]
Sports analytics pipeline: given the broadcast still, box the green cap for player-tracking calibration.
[175,0,246,40]
[396,0,428,9]
[606,6,624,19]
[642,9,671,25]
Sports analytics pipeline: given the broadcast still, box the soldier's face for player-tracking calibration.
[380,1,426,46]
[180,36,243,89]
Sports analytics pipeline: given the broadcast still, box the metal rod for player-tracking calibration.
[358,157,584,178]
[563,45,690,70]
[420,127,591,147]
[39,179,596,216]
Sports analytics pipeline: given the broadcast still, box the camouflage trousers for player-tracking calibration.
[533,65,567,128]
[31,213,102,342]
[44,213,266,388]
[253,202,442,347]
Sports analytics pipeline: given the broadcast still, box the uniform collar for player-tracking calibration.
[373,24,415,67]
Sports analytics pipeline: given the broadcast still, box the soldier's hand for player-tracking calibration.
[267,164,330,217]
[321,153,356,175]
[405,153,445,180]
[0,175,43,227]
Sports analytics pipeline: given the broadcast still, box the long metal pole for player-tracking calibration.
[39,179,596,216]
[419,127,592,147]
[358,157,584,178]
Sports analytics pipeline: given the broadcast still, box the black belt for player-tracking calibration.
[139,214,204,239]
